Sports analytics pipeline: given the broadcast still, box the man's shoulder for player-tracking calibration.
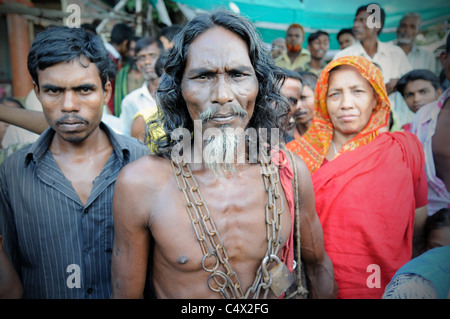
[0,143,34,177]
[122,85,146,103]
[333,43,361,59]
[111,131,150,158]
[379,41,408,58]
[116,154,172,189]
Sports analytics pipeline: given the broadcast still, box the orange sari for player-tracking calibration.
[286,56,390,174]
[286,56,428,299]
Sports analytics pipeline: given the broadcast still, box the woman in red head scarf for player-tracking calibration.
[286,56,428,299]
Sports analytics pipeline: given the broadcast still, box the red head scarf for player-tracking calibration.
[286,55,391,174]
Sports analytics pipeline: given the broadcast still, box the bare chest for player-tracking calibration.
[150,166,292,284]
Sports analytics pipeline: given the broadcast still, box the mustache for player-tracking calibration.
[199,105,248,123]
[55,114,89,126]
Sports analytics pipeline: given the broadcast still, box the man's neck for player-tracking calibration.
[296,122,311,136]
[360,36,379,58]
[49,125,110,157]
[147,79,158,97]
[309,57,323,70]
[287,50,301,63]
[397,42,413,55]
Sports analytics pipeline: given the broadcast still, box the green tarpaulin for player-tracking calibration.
[173,0,450,49]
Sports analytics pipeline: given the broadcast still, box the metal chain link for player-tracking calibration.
[170,154,285,299]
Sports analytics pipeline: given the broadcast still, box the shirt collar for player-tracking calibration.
[25,122,131,166]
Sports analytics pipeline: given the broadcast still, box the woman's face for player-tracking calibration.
[326,65,377,139]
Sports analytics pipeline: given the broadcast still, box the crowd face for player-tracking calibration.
[271,38,286,59]
[309,34,330,60]
[326,65,377,139]
[297,85,315,125]
[353,10,378,41]
[397,16,420,45]
[338,33,355,50]
[281,77,303,122]
[286,27,304,53]
[35,58,111,144]
[135,43,161,81]
[181,26,259,133]
[403,79,441,113]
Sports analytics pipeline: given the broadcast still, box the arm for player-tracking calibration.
[413,205,428,256]
[294,156,338,299]
[0,103,48,134]
[0,235,23,299]
[110,161,152,298]
[131,115,146,141]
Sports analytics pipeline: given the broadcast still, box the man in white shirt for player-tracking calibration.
[394,12,436,73]
[119,37,163,136]
[334,4,412,93]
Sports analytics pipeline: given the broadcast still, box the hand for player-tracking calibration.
[385,78,399,95]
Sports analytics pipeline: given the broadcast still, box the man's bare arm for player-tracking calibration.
[0,103,48,134]
[293,156,338,299]
[110,160,152,298]
[413,205,428,256]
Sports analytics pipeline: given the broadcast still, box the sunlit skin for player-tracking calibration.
[34,58,113,205]
[325,65,377,160]
[403,79,441,113]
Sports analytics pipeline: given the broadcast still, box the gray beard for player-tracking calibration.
[203,126,242,178]
[397,36,413,44]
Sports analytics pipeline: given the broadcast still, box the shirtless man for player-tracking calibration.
[111,10,336,299]
[0,26,148,298]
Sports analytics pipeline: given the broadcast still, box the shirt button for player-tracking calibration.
[87,288,93,294]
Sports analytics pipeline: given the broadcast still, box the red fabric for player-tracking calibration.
[271,149,295,274]
[312,132,428,299]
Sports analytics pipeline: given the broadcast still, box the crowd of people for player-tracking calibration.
[0,3,449,300]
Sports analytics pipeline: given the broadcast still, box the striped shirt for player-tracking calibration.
[0,122,149,298]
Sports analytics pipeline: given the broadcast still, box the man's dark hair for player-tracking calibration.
[134,36,164,55]
[307,30,330,46]
[282,68,303,83]
[337,28,354,41]
[356,3,386,35]
[298,71,318,90]
[27,26,114,90]
[395,69,440,97]
[422,208,450,249]
[157,24,183,41]
[110,23,133,46]
[148,10,289,159]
